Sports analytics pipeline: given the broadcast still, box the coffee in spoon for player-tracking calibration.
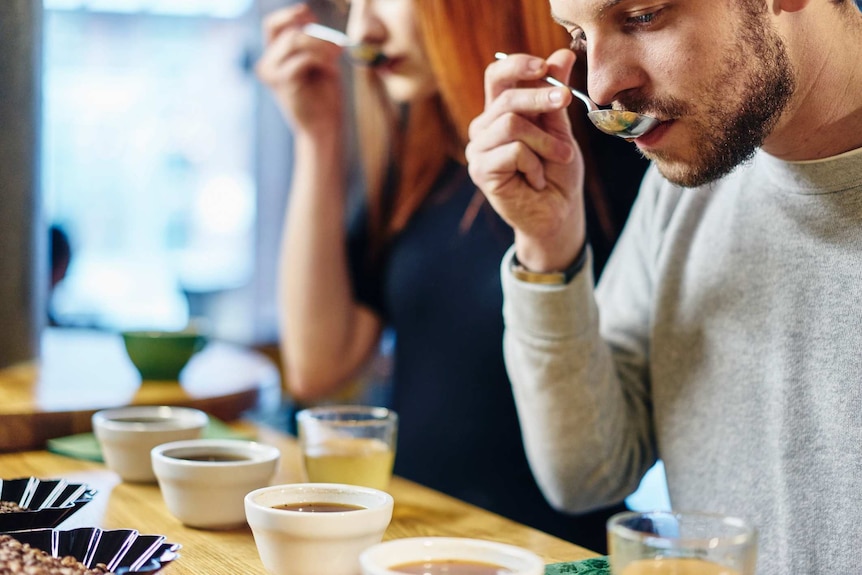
[494,52,659,139]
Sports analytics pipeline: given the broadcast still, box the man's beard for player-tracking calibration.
[637,4,796,188]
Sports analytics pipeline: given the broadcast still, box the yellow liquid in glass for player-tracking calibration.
[303,437,395,491]
[620,558,741,575]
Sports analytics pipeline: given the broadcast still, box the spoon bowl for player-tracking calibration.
[494,52,659,139]
[587,109,660,139]
[303,23,387,67]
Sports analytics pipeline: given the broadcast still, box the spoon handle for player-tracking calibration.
[493,52,597,112]
[302,23,387,67]
[539,75,598,112]
[302,23,352,47]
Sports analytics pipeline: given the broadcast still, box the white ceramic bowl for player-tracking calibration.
[359,537,545,575]
[151,438,281,530]
[245,483,394,575]
[91,405,208,483]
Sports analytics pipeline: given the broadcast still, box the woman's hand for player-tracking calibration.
[466,49,588,272]
[255,4,345,135]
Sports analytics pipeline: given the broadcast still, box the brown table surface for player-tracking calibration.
[0,328,282,452]
[0,421,598,573]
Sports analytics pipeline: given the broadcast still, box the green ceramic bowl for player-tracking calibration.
[121,329,207,381]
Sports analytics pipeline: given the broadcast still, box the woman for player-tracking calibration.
[256,0,645,553]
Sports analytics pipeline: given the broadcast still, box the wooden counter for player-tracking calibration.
[0,422,598,573]
[0,328,281,452]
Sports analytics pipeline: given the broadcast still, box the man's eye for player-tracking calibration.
[625,9,663,29]
[630,13,655,24]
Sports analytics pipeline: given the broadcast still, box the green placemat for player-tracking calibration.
[46,417,251,462]
[546,557,609,574]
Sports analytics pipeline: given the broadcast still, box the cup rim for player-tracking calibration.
[245,482,394,514]
[358,536,544,574]
[296,405,397,425]
[607,510,757,548]
[152,438,281,466]
[121,328,204,339]
[92,406,209,431]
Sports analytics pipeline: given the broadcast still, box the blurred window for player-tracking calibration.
[43,0,257,332]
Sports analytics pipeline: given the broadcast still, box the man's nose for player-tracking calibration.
[585,36,647,108]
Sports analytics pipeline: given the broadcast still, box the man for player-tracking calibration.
[465,1,862,574]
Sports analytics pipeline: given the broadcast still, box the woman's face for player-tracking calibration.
[345,0,438,104]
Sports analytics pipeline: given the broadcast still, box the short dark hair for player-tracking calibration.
[50,224,71,272]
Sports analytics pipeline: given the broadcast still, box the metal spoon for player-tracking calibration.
[494,52,659,139]
[303,23,388,67]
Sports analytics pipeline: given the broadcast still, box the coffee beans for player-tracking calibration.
[0,535,112,575]
[0,501,27,513]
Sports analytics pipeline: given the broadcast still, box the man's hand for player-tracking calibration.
[466,49,588,272]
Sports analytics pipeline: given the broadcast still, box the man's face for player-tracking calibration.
[551,0,795,187]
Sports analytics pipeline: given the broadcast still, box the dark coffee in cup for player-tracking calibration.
[390,560,512,574]
[272,502,366,513]
[169,453,251,462]
[109,417,171,424]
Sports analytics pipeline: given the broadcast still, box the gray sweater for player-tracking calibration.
[501,147,862,575]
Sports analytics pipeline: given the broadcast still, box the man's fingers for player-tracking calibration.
[544,49,577,91]
[469,110,575,167]
[484,53,550,106]
[468,141,548,193]
[470,83,572,145]
[487,86,571,129]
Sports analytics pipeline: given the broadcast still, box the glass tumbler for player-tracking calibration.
[296,405,398,492]
[607,510,757,575]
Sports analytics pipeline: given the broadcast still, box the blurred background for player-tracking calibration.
[39,0,304,341]
[34,0,862,342]
[0,0,381,418]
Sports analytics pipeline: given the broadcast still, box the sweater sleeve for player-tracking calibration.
[501,166,669,513]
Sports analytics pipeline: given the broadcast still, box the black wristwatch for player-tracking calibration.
[510,244,588,285]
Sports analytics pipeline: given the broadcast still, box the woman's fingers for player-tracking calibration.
[257,18,340,87]
[262,50,340,90]
[255,5,345,131]
[262,4,311,45]
[256,26,296,79]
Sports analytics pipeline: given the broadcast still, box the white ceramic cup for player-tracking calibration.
[151,438,281,529]
[359,537,545,575]
[91,405,208,483]
[245,483,394,575]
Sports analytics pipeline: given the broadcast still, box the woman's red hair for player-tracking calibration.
[356,0,614,247]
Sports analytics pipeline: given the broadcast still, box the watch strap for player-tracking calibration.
[510,243,588,285]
